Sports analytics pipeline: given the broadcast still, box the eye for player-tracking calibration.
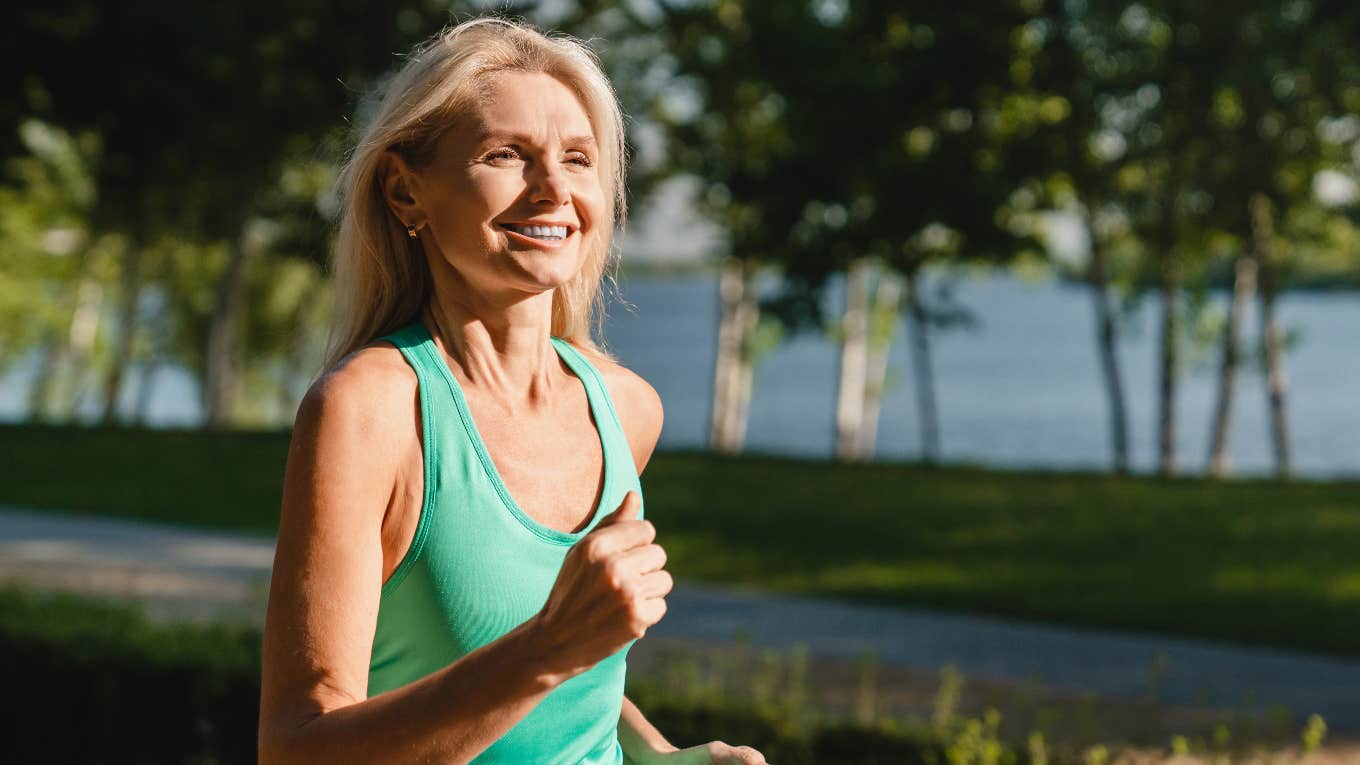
[568,151,594,167]
[486,147,521,162]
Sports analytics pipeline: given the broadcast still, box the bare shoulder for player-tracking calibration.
[300,340,417,434]
[288,339,419,516]
[576,348,664,474]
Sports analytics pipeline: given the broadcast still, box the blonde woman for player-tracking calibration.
[257,15,769,765]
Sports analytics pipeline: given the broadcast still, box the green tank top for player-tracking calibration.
[367,319,642,764]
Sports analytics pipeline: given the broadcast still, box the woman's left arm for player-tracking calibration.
[618,694,770,765]
[618,694,678,761]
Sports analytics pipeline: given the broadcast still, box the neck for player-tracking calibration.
[419,272,563,417]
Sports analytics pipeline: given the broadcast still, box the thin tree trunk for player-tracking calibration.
[134,359,161,424]
[904,269,940,464]
[26,329,63,422]
[61,270,104,420]
[26,250,97,418]
[1085,223,1129,474]
[1252,194,1291,478]
[1207,246,1258,478]
[728,259,760,450]
[858,268,903,459]
[1157,249,1178,477]
[709,256,740,453]
[709,257,759,454]
[100,234,145,425]
[835,258,871,461]
[204,223,253,427]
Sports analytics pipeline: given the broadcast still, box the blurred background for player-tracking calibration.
[2,1,1358,763]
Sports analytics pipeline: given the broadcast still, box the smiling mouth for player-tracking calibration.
[498,222,573,242]
[503,221,582,249]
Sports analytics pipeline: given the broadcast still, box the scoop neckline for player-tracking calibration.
[411,320,614,546]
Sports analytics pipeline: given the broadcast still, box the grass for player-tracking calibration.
[3,422,1359,658]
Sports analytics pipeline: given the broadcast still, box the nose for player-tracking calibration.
[527,159,571,208]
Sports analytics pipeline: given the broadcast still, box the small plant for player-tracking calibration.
[933,663,964,731]
[1300,713,1326,755]
[1026,730,1048,765]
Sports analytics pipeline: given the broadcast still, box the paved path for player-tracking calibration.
[2,504,1357,736]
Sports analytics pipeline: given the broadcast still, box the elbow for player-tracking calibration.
[258,713,323,765]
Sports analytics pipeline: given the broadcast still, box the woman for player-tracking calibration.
[257,15,769,765]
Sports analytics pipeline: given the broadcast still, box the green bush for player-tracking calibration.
[0,586,261,763]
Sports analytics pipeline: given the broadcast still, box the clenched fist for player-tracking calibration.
[531,491,673,679]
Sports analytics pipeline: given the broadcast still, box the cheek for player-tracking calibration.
[576,177,608,229]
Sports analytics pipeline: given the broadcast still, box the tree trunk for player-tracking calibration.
[26,247,97,418]
[133,359,161,424]
[203,223,253,427]
[26,330,63,422]
[1252,194,1291,478]
[99,235,145,425]
[834,258,871,461]
[1157,250,1179,477]
[730,259,760,449]
[858,268,903,458]
[708,257,759,454]
[60,271,104,420]
[1207,246,1258,478]
[1085,223,1130,474]
[904,269,940,464]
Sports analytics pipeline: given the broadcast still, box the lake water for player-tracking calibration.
[3,269,1357,478]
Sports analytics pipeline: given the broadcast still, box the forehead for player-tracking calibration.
[466,70,596,145]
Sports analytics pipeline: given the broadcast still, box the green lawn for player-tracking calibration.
[3,423,1358,658]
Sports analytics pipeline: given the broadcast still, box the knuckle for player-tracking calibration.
[583,537,606,563]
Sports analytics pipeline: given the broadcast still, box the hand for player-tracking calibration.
[641,741,771,765]
[532,491,673,678]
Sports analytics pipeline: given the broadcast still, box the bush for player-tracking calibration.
[0,586,261,763]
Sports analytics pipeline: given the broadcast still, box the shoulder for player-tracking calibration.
[573,347,664,474]
[295,339,418,459]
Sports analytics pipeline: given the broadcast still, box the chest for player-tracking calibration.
[469,393,608,535]
[383,387,607,577]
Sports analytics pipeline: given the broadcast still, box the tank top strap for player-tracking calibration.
[374,321,446,401]
[549,336,641,480]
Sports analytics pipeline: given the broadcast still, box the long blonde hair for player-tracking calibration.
[319,15,628,376]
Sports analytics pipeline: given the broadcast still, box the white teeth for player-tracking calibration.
[505,223,568,240]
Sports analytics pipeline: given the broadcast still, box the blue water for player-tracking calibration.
[4,269,1358,477]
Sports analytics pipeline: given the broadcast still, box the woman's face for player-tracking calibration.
[399,70,605,297]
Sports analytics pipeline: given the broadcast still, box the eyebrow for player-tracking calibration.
[474,130,598,148]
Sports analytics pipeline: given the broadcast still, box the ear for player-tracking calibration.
[378,149,424,230]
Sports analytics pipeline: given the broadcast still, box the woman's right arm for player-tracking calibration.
[257,364,562,764]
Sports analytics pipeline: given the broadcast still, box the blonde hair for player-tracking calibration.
[318,15,628,376]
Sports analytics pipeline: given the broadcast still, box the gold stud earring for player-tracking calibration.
[406,223,418,239]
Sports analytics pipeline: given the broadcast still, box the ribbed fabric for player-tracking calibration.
[367,319,642,764]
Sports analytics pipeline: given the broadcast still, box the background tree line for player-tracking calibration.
[3,0,1359,478]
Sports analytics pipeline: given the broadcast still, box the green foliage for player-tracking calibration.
[0,118,104,372]
[0,585,261,763]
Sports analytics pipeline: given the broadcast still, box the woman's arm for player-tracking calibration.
[619,693,680,761]
[258,363,579,764]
